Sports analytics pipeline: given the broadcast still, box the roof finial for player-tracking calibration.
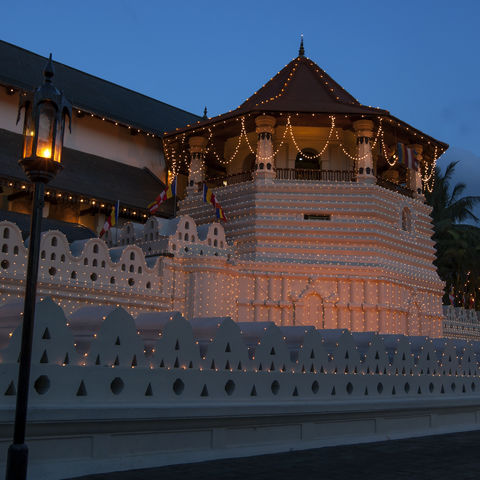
[203,106,208,119]
[43,53,55,83]
[298,34,305,57]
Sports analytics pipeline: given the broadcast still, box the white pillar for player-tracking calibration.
[187,136,208,195]
[254,115,276,181]
[408,144,424,200]
[353,119,375,183]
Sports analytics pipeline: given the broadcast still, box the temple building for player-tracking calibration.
[0,39,199,237]
[0,40,451,337]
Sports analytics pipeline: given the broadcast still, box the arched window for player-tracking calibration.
[130,252,135,261]
[185,221,189,230]
[401,207,412,232]
[184,233,189,241]
[93,244,99,254]
[3,228,9,239]
[51,237,57,247]
[295,148,321,170]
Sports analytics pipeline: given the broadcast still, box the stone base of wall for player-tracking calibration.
[1,399,480,479]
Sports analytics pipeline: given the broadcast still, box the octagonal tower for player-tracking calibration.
[163,43,447,337]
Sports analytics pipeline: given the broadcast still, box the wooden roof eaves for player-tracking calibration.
[382,113,448,152]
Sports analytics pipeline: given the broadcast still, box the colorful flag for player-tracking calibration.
[449,286,455,306]
[203,183,216,205]
[100,204,117,238]
[114,200,120,225]
[203,183,227,221]
[216,206,227,222]
[396,143,418,171]
[148,177,177,214]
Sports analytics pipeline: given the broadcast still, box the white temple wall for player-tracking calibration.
[0,217,444,336]
[0,299,479,479]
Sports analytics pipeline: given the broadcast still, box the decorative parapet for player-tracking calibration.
[1,298,479,405]
[443,306,480,341]
[0,218,232,316]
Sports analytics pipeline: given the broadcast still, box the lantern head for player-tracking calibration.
[16,54,72,183]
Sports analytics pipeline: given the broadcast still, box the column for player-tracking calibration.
[353,119,375,183]
[187,136,208,194]
[407,144,424,199]
[254,115,276,181]
[323,300,338,329]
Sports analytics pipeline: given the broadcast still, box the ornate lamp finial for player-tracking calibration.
[299,34,305,57]
[43,53,55,83]
[203,106,208,119]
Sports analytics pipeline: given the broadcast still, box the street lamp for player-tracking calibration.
[5,54,71,480]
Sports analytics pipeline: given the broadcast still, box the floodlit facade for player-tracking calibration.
[0,42,449,337]
[162,43,448,337]
[4,40,480,480]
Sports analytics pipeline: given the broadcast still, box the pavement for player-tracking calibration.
[69,430,480,480]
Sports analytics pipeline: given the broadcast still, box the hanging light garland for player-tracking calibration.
[164,112,443,184]
[422,146,441,193]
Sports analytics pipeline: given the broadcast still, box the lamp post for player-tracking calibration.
[5,54,71,480]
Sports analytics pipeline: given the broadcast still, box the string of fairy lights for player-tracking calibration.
[164,113,443,192]
[0,212,451,340]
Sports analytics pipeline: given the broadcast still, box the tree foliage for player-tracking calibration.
[425,161,480,308]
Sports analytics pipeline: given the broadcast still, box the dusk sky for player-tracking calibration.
[2,1,479,214]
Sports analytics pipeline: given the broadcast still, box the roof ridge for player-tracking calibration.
[0,40,201,118]
[0,39,201,128]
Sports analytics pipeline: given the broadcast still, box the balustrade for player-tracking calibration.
[376,177,414,198]
[275,168,356,182]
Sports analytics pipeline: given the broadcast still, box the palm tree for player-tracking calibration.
[425,161,480,308]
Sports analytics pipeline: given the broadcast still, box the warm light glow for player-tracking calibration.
[38,147,52,159]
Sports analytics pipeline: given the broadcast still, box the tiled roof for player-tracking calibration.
[237,55,386,115]
[0,40,201,136]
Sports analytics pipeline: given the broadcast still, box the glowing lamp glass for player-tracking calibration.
[22,104,34,159]
[35,102,56,161]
